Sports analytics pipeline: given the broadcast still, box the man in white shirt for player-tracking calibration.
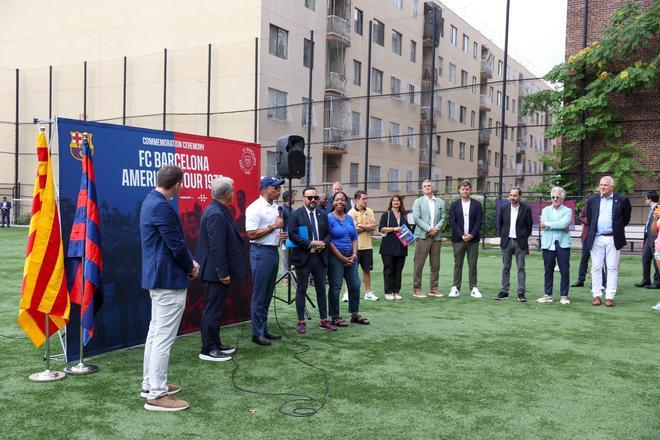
[246,176,286,345]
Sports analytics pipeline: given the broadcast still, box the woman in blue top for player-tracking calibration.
[537,186,573,305]
[327,191,369,326]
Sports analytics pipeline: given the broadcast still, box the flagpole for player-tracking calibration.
[29,314,66,382]
[64,132,98,376]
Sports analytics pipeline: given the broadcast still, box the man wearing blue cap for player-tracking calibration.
[246,176,286,345]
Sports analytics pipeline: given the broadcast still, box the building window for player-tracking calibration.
[351,111,360,137]
[388,168,400,191]
[373,19,385,46]
[303,38,313,68]
[269,24,288,59]
[266,151,277,177]
[448,100,456,120]
[368,165,381,189]
[462,34,469,53]
[446,138,454,157]
[409,83,419,105]
[504,124,508,139]
[495,152,499,167]
[495,121,500,136]
[438,57,444,77]
[302,97,316,127]
[389,122,402,145]
[410,40,417,62]
[372,68,383,93]
[392,30,402,55]
[460,70,468,88]
[445,176,452,192]
[350,162,359,187]
[505,95,510,110]
[353,60,362,86]
[459,142,466,160]
[304,0,315,10]
[354,8,363,35]
[267,87,288,121]
[503,154,507,168]
[473,41,478,59]
[459,106,467,124]
[449,63,456,83]
[487,149,492,165]
[497,90,502,107]
[497,59,503,75]
[470,110,475,128]
[390,76,402,98]
[406,170,414,193]
[512,99,516,113]
[471,76,477,93]
[450,25,458,46]
[494,182,499,193]
[469,144,474,162]
[394,0,403,9]
[370,117,383,138]
[407,127,416,148]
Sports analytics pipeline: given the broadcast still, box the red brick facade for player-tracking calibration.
[565,0,659,191]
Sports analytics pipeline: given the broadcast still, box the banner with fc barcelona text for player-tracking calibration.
[57,118,259,360]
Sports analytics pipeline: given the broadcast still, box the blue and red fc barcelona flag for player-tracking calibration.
[66,134,103,345]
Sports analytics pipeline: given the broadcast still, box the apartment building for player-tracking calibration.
[0,0,552,210]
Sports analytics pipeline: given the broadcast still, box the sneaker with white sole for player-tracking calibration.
[364,291,379,301]
[536,294,553,304]
[560,296,571,305]
[342,292,349,302]
[652,302,660,311]
[394,293,402,300]
[470,287,482,298]
[448,286,460,298]
[384,293,395,301]
[144,395,189,412]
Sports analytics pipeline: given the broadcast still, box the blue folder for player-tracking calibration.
[285,225,308,248]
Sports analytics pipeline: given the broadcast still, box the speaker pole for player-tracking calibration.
[364,21,373,191]
[305,30,314,186]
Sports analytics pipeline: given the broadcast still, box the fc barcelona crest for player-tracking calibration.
[69,131,95,161]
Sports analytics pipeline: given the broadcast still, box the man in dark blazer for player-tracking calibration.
[140,165,198,412]
[287,187,335,334]
[448,180,483,299]
[636,190,659,289]
[1,196,11,227]
[585,176,632,307]
[495,187,533,302]
[196,176,246,362]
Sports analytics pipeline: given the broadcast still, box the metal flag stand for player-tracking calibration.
[29,314,66,382]
[64,132,99,376]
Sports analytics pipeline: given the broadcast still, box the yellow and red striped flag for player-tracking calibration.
[18,130,70,347]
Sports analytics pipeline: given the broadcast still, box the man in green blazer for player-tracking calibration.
[411,179,446,298]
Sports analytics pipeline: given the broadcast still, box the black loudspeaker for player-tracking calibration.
[276,135,306,179]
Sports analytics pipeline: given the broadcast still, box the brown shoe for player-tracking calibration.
[428,289,444,298]
[413,289,427,298]
[144,395,189,412]
[592,296,602,306]
[605,299,615,307]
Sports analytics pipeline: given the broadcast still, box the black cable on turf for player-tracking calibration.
[228,297,329,417]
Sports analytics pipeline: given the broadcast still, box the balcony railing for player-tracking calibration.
[325,72,347,95]
[516,139,527,152]
[516,163,524,177]
[323,127,349,151]
[479,95,492,110]
[477,160,489,176]
[480,58,493,79]
[420,106,440,122]
[422,64,438,83]
[327,16,351,44]
[478,128,490,144]
[518,114,531,126]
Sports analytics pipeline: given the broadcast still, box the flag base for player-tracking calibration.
[29,369,67,382]
[63,362,99,375]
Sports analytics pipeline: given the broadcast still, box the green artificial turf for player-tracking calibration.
[1,226,659,439]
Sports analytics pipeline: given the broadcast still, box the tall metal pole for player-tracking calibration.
[163,48,168,131]
[363,21,373,191]
[428,8,438,182]
[305,31,314,186]
[83,61,87,120]
[578,0,589,196]
[254,38,259,144]
[207,43,212,137]
[497,0,511,199]
[123,56,127,125]
[14,69,19,199]
[48,66,52,139]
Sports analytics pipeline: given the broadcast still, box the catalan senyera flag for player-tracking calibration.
[18,130,70,347]
[66,136,103,345]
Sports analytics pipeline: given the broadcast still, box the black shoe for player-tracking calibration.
[252,335,271,346]
[219,344,236,355]
[517,293,527,302]
[635,281,651,288]
[264,332,281,340]
[199,350,232,362]
[495,291,509,300]
[646,282,660,289]
[570,281,585,287]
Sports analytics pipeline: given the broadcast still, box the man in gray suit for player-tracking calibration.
[411,179,446,298]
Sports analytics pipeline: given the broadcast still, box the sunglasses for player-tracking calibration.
[551,195,562,199]
[305,196,320,201]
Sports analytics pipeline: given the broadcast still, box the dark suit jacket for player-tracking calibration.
[449,198,483,243]
[497,202,533,250]
[585,192,632,251]
[644,204,658,242]
[288,206,331,266]
[0,200,10,211]
[139,190,194,289]
[196,200,246,283]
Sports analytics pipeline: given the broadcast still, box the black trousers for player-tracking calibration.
[1,211,9,226]
[201,281,230,353]
[382,254,406,294]
[295,255,328,321]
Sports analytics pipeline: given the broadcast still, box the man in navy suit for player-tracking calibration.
[287,187,335,334]
[140,165,199,412]
[448,180,483,299]
[496,187,533,302]
[585,176,632,307]
[196,176,245,362]
[1,197,11,227]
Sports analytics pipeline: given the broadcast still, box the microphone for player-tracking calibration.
[278,206,283,218]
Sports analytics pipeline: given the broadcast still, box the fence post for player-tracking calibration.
[482,191,487,249]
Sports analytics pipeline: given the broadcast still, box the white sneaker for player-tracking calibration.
[537,295,553,304]
[342,292,348,302]
[470,287,482,299]
[384,293,395,301]
[448,286,460,298]
[560,296,571,305]
[652,302,660,311]
[364,291,379,301]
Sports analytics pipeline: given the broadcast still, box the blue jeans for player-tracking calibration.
[543,241,570,296]
[327,252,361,317]
[250,244,279,336]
